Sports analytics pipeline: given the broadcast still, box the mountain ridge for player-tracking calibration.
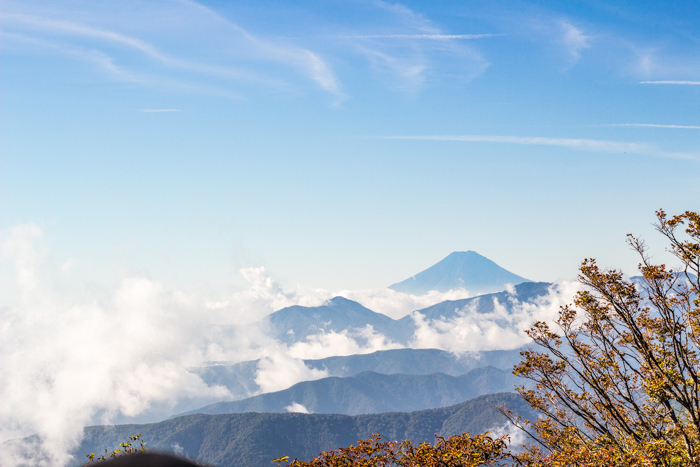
[61,393,534,467]
[180,366,524,417]
[192,347,529,402]
[259,281,551,347]
[390,251,530,295]
[264,296,412,345]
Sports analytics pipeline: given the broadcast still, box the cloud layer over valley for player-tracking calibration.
[1,224,578,466]
[2,1,697,466]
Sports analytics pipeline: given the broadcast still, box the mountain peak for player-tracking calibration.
[325,296,355,307]
[389,251,529,295]
[444,250,482,261]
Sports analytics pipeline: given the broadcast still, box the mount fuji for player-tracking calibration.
[389,251,530,295]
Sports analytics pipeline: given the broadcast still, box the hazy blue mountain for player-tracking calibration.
[192,347,528,400]
[399,281,552,324]
[180,367,524,417]
[390,251,530,295]
[260,282,550,347]
[190,285,551,406]
[191,360,260,401]
[264,296,414,345]
[304,347,526,377]
[66,393,533,467]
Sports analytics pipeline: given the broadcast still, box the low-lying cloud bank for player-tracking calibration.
[410,282,579,352]
[205,265,472,323]
[287,325,404,360]
[0,224,579,466]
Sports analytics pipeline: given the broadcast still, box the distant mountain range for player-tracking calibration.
[306,347,526,377]
[181,367,524,417]
[193,347,528,401]
[260,281,551,346]
[47,253,547,467]
[65,393,533,467]
[390,251,530,295]
[0,251,554,467]
[264,296,410,345]
[111,279,549,426]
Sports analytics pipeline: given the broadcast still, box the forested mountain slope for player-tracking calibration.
[70,393,532,467]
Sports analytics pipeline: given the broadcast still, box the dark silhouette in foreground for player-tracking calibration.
[100,452,202,466]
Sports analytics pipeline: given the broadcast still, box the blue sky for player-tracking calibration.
[2,0,699,293]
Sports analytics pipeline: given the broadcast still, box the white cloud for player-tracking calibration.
[629,43,700,80]
[346,1,491,92]
[300,50,343,96]
[488,422,527,449]
[355,46,429,90]
[350,34,499,40]
[640,80,700,85]
[2,1,343,98]
[0,30,143,82]
[287,325,403,360]
[284,402,310,414]
[559,21,591,62]
[177,0,343,97]
[409,281,581,353]
[382,135,698,161]
[0,223,585,466]
[0,274,231,466]
[206,268,473,322]
[336,287,471,320]
[2,225,477,465]
[609,123,700,130]
[386,134,646,152]
[375,0,437,34]
[254,353,328,394]
[4,13,172,63]
[1,223,43,292]
[202,267,334,327]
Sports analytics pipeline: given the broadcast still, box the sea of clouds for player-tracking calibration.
[0,224,580,466]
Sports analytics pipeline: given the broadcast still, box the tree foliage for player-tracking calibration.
[507,210,700,467]
[84,433,147,464]
[274,432,510,467]
[276,209,700,467]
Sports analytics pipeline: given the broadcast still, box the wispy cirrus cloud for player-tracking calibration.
[345,1,492,92]
[559,21,592,62]
[382,135,697,160]
[1,30,142,81]
[348,34,499,40]
[641,80,700,85]
[609,123,700,130]
[1,1,343,99]
[1,29,246,98]
[4,13,173,63]
[176,0,344,98]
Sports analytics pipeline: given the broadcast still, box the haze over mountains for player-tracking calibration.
[303,347,527,377]
[10,251,557,467]
[259,281,552,348]
[181,367,524,417]
[390,251,530,295]
[167,252,551,421]
[264,296,410,346]
[193,347,529,402]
